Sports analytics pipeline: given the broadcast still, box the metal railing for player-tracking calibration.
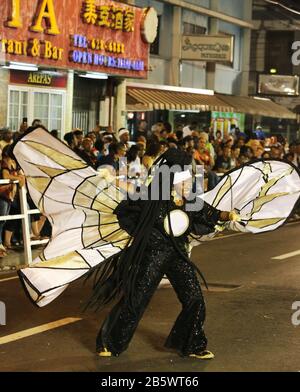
[0,180,48,265]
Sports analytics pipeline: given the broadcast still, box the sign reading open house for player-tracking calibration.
[0,0,158,78]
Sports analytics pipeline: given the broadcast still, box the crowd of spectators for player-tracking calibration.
[0,118,300,262]
[63,119,300,179]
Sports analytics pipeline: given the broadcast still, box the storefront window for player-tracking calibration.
[9,90,28,131]
[34,92,49,126]
[8,87,65,134]
[33,92,63,131]
[50,94,63,131]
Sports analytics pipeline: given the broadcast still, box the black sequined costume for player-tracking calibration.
[96,200,221,356]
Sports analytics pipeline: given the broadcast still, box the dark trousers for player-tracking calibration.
[96,237,207,356]
[5,198,21,235]
[0,198,11,245]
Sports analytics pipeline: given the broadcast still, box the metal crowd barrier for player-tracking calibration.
[0,180,48,266]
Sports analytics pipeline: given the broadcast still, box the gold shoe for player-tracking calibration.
[97,347,112,357]
[189,350,215,360]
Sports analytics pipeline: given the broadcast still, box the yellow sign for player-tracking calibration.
[0,37,64,61]
[28,72,52,85]
[82,0,135,32]
[0,38,27,55]
[6,0,60,35]
[181,35,234,63]
[1,0,150,78]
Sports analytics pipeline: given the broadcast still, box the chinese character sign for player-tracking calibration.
[0,0,158,78]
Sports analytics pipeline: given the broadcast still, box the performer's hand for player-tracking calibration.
[219,210,241,222]
[219,211,230,221]
[229,210,241,222]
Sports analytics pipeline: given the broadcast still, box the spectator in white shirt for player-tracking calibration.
[182,121,197,138]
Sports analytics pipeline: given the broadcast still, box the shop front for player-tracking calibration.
[0,0,158,135]
[126,83,296,138]
[126,82,233,134]
[8,69,67,137]
[211,111,245,136]
[217,94,297,139]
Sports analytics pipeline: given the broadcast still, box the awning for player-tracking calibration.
[126,93,151,112]
[126,86,233,112]
[126,85,296,120]
[216,94,296,120]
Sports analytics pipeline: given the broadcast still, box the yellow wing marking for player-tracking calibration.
[247,218,284,229]
[212,175,232,208]
[24,141,87,170]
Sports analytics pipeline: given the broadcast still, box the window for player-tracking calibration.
[265,31,294,75]
[34,92,63,131]
[50,94,63,131]
[9,90,28,131]
[34,92,49,126]
[8,87,65,134]
[183,23,206,35]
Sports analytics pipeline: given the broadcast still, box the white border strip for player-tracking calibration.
[0,317,82,345]
[272,250,300,261]
[0,276,18,283]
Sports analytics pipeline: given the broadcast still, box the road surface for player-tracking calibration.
[1,222,300,372]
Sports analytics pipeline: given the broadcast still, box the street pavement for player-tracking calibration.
[1,222,300,372]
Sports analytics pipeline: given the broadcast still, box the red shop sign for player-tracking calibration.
[0,0,158,79]
[10,70,68,88]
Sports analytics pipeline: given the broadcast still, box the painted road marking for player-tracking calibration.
[216,220,300,242]
[211,232,244,241]
[272,250,300,261]
[0,276,18,283]
[0,317,82,345]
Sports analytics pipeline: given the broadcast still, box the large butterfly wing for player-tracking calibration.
[189,160,300,247]
[14,128,130,307]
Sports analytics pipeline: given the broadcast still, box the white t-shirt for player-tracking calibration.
[183,126,192,138]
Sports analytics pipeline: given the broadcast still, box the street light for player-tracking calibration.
[78,72,108,80]
[2,61,38,71]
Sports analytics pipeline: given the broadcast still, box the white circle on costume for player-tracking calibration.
[164,210,190,237]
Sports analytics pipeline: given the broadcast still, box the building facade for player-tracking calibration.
[249,0,300,138]
[125,0,296,137]
[0,0,296,138]
[132,0,253,96]
[0,0,158,136]
[122,0,257,135]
